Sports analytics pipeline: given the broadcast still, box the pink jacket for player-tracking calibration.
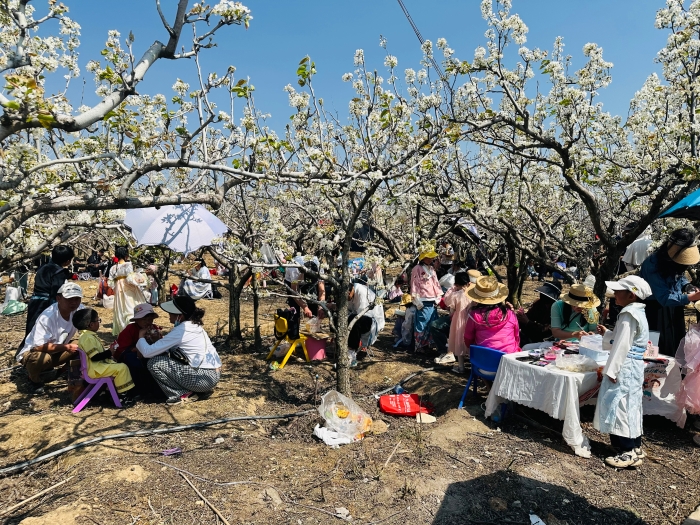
[463,307,520,354]
[410,264,442,301]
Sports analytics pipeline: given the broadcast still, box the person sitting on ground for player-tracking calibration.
[435,270,478,374]
[550,283,600,341]
[24,245,74,337]
[86,250,102,278]
[518,281,561,345]
[181,259,213,300]
[111,303,163,396]
[73,308,138,407]
[594,276,652,468]
[348,281,386,364]
[288,260,326,320]
[464,276,520,355]
[135,295,222,405]
[16,281,84,395]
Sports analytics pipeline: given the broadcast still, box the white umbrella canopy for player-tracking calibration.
[124,204,228,254]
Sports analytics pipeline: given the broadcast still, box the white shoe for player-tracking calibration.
[434,353,456,364]
[605,451,639,468]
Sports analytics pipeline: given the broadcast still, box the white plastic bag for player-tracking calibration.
[317,390,372,441]
[580,334,603,352]
[102,295,114,309]
[555,354,599,373]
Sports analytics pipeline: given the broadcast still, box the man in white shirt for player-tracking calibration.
[17,281,84,394]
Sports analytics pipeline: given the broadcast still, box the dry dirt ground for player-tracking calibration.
[1,275,700,525]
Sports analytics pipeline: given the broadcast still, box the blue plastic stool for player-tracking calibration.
[458,345,505,409]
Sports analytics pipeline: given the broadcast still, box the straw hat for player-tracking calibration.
[418,250,438,261]
[467,269,481,283]
[560,283,601,309]
[399,293,413,306]
[466,276,508,305]
[668,243,700,266]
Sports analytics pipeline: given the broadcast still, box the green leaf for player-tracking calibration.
[3,100,20,110]
[299,56,310,65]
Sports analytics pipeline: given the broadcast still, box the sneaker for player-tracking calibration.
[30,381,45,395]
[605,451,639,468]
[634,447,646,459]
[119,396,135,407]
[198,391,213,401]
[434,353,456,365]
[165,392,199,405]
[180,392,198,403]
[450,367,466,375]
[693,434,700,447]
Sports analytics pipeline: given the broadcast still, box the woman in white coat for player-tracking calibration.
[594,276,652,468]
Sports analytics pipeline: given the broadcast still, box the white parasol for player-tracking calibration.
[124,204,228,254]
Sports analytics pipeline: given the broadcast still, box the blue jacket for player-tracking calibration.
[639,252,689,308]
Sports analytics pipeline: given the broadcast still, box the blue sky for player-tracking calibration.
[62,0,669,131]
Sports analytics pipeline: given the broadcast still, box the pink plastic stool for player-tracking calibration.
[305,336,327,360]
[72,349,122,413]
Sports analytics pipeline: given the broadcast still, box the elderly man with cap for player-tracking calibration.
[640,228,700,355]
[16,281,84,395]
[410,249,444,353]
[594,276,652,468]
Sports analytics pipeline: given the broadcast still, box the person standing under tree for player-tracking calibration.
[640,228,700,356]
[109,246,147,336]
[594,276,652,468]
[410,250,443,353]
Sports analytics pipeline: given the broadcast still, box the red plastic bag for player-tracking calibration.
[379,394,434,416]
[170,284,179,297]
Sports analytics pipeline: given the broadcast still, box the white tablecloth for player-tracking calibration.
[484,352,686,458]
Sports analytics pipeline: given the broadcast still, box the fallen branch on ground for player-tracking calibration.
[0,410,314,476]
[0,476,74,516]
[180,472,231,525]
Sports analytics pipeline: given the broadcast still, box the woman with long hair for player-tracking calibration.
[640,228,700,355]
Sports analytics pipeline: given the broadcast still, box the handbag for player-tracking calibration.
[168,347,190,365]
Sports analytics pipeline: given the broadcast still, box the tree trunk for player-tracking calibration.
[228,266,243,342]
[331,257,352,396]
[335,285,351,396]
[505,240,519,305]
[252,269,262,351]
[593,246,626,305]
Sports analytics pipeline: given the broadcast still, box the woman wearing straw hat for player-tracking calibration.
[550,284,600,341]
[463,276,520,355]
[640,228,700,355]
[410,250,444,353]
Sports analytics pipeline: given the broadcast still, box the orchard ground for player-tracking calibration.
[0,273,699,525]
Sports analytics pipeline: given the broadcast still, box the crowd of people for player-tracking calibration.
[9,227,700,469]
[13,245,222,405]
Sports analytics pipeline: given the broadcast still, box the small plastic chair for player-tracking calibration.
[72,349,122,413]
[458,345,505,409]
[265,313,310,369]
